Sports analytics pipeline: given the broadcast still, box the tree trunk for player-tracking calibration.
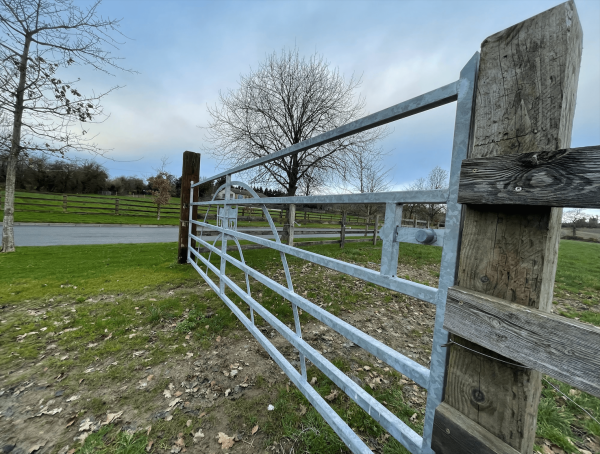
[2,36,31,253]
[157,205,161,220]
[1,152,18,252]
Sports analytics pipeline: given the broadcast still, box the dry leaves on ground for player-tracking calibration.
[217,432,235,450]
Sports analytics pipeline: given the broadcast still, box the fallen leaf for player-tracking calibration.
[299,405,307,416]
[174,391,183,397]
[146,440,154,452]
[409,413,417,422]
[216,336,221,342]
[169,398,182,408]
[185,334,191,340]
[66,419,75,427]
[146,426,152,436]
[199,412,206,418]
[192,428,205,443]
[186,352,193,358]
[28,441,46,453]
[168,383,174,390]
[79,418,93,432]
[147,375,154,381]
[163,390,172,399]
[66,395,79,402]
[363,366,371,371]
[102,411,124,426]
[186,420,192,427]
[170,447,180,454]
[129,333,137,339]
[60,355,69,361]
[174,434,185,448]
[251,425,259,435]
[67,450,76,454]
[217,432,235,449]
[78,379,84,385]
[309,377,317,385]
[165,415,173,421]
[325,390,339,401]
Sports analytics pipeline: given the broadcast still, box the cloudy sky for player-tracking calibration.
[69,0,599,197]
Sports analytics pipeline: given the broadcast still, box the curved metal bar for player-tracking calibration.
[227,181,307,378]
[231,236,254,324]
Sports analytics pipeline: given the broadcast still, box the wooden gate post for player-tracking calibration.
[432,2,582,453]
[178,151,200,264]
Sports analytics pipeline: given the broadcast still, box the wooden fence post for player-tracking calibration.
[114,198,119,215]
[340,211,346,248]
[285,204,296,246]
[62,195,67,213]
[372,214,379,245]
[432,2,582,453]
[178,151,201,264]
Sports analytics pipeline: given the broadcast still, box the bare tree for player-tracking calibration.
[341,146,391,230]
[562,208,589,237]
[0,0,129,252]
[404,166,449,225]
[204,47,387,241]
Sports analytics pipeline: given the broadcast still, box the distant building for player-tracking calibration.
[214,187,267,200]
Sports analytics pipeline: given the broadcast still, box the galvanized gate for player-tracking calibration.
[187,52,479,454]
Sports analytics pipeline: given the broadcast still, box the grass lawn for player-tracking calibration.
[1,240,598,454]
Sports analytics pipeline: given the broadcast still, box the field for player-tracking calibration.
[1,240,599,454]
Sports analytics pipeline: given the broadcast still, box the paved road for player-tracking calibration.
[3,224,369,246]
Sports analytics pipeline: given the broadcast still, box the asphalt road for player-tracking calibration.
[3,224,369,247]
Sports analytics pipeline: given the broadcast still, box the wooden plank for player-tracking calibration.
[458,146,600,207]
[432,403,521,454]
[440,2,583,453]
[444,286,600,397]
[178,151,200,264]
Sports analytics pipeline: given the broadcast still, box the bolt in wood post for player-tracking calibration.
[340,211,347,249]
[372,214,380,245]
[62,195,67,213]
[178,151,201,264]
[432,2,582,453]
[115,198,119,215]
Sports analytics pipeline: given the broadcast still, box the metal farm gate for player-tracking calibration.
[187,52,479,454]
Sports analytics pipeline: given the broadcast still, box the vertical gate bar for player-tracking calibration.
[219,175,232,295]
[187,183,194,265]
[380,202,403,277]
[421,51,479,454]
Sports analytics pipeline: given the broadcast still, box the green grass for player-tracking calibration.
[556,240,600,296]
[2,239,600,454]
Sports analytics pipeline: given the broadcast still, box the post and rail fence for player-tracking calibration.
[178,2,600,453]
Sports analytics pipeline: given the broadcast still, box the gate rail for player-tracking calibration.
[187,52,480,454]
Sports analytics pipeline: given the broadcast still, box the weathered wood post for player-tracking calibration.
[432,2,582,453]
[340,211,347,248]
[178,151,200,264]
[372,214,379,245]
[114,198,119,215]
[284,204,296,246]
[62,195,67,213]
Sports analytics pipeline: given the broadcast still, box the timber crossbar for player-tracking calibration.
[444,286,600,398]
[186,52,480,454]
[457,145,600,207]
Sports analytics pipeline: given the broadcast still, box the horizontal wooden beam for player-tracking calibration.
[444,286,600,397]
[432,403,521,454]
[457,146,600,207]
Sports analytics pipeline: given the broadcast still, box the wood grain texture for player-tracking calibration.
[441,2,583,453]
[432,403,521,454]
[178,151,200,264]
[444,286,600,397]
[458,146,600,207]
